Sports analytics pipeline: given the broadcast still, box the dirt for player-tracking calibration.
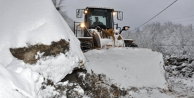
[60,67,127,98]
[10,39,69,64]
[164,55,194,97]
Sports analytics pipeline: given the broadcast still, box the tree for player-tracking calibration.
[52,0,65,10]
[131,22,194,57]
[52,0,74,31]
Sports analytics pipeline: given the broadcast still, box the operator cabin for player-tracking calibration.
[84,7,115,30]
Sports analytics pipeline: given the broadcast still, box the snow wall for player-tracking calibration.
[0,0,85,97]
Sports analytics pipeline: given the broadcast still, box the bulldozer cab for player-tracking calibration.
[76,7,123,31]
[84,8,114,29]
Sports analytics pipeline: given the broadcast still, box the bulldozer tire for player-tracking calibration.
[125,43,138,47]
[80,40,93,51]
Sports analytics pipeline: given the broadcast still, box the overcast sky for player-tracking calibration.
[62,0,194,30]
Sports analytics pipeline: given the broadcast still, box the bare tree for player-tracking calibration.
[52,0,74,31]
[52,0,65,10]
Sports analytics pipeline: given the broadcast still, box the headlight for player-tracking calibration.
[122,26,130,30]
[80,23,85,28]
[113,12,116,16]
[125,26,129,30]
[84,10,88,14]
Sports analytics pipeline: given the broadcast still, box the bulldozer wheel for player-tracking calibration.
[125,43,138,47]
[80,40,93,51]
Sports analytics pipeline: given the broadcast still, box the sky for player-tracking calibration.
[61,0,194,30]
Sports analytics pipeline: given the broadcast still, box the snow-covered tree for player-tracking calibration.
[131,22,194,57]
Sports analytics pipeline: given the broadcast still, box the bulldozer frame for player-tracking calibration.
[74,7,137,51]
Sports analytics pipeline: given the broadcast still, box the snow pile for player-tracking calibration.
[0,59,42,98]
[29,52,81,82]
[85,48,167,89]
[0,0,84,97]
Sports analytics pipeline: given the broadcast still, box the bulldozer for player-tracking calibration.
[74,7,137,51]
[72,7,168,90]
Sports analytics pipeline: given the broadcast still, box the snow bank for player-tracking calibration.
[0,0,84,97]
[85,48,167,89]
[0,60,42,98]
[0,0,84,65]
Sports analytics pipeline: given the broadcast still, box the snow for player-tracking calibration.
[0,0,192,97]
[0,0,85,65]
[0,61,41,98]
[85,47,167,89]
[0,0,84,97]
[128,89,172,98]
[40,85,58,98]
[29,52,80,82]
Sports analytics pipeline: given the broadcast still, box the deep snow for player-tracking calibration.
[0,0,84,97]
